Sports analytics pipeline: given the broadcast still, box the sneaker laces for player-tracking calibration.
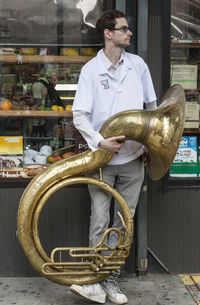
[83,283,102,294]
[104,279,122,294]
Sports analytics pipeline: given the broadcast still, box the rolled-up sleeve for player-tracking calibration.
[73,110,104,151]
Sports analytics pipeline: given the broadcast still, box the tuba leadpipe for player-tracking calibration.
[17,84,186,286]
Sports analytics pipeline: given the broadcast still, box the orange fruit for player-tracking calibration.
[0,100,12,110]
[58,106,64,111]
[47,154,63,163]
[65,105,72,112]
[62,152,76,159]
[47,156,56,164]
[52,154,63,161]
[51,105,58,111]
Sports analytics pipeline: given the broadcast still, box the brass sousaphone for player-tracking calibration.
[17,84,186,286]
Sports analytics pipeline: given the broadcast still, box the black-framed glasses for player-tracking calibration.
[110,26,131,33]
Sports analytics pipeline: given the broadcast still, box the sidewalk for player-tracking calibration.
[0,273,196,305]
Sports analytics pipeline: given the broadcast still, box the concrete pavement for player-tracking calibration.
[0,273,196,305]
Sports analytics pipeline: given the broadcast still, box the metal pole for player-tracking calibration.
[116,0,126,13]
[136,0,149,275]
[136,173,148,275]
[137,0,148,62]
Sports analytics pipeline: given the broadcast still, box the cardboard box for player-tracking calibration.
[75,137,88,154]
[0,136,23,172]
[0,170,23,179]
[0,164,44,179]
[171,65,198,89]
[73,127,89,154]
[170,136,198,177]
[184,102,199,128]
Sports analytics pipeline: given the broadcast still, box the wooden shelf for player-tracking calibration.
[184,128,200,134]
[171,40,200,48]
[185,89,200,91]
[0,54,93,64]
[171,43,200,48]
[0,110,73,118]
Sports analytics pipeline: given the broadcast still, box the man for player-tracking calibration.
[31,64,63,138]
[70,10,157,304]
[32,64,63,108]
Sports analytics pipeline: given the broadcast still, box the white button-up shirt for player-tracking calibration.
[73,49,157,165]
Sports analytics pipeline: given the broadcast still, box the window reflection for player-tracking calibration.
[0,0,104,45]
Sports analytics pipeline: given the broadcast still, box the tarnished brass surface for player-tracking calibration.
[31,177,133,285]
[17,84,185,286]
[100,84,186,180]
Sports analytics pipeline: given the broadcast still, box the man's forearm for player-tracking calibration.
[73,110,103,151]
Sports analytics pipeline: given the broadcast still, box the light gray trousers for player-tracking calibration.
[88,158,144,248]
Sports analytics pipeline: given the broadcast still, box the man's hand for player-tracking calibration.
[140,147,148,166]
[99,136,125,153]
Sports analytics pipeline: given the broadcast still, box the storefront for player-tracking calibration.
[0,0,140,276]
[148,0,200,273]
[0,0,199,277]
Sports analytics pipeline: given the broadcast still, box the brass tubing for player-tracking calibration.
[30,177,133,285]
[17,84,186,286]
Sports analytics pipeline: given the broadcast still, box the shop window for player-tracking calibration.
[170,0,200,183]
[0,0,104,45]
[0,0,115,182]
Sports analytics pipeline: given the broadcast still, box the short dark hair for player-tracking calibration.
[96,10,125,43]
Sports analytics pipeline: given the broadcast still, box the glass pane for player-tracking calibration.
[0,0,110,179]
[171,0,200,41]
[0,59,88,178]
[0,0,104,46]
[170,0,200,178]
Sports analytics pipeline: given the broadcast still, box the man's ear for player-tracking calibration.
[104,29,112,40]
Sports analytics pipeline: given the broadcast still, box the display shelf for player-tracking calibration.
[185,89,200,91]
[184,128,200,134]
[171,43,200,49]
[172,39,200,45]
[24,136,53,141]
[0,54,93,64]
[185,90,200,93]
[0,110,73,118]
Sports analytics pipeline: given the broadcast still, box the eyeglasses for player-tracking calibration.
[110,26,131,33]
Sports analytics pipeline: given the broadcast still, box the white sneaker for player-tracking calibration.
[70,283,106,304]
[101,279,128,304]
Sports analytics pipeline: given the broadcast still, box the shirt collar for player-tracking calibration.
[97,49,130,75]
[101,49,124,69]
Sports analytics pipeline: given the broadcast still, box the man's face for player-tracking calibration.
[109,17,132,48]
[47,73,58,86]
[51,74,58,86]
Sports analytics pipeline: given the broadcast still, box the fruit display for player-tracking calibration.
[65,104,72,112]
[47,151,75,163]
[59,48,79,56]
[19,48,38,55]
[0,100,12,110]
[79,48,98,56]
[51,105,64,111]
[47,154,62,163]
[12,99,38,110]
[58,106,64,111]
[39,105,46,111]
[62,151,76,158]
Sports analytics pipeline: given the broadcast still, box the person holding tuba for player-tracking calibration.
[70,10,157,304]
